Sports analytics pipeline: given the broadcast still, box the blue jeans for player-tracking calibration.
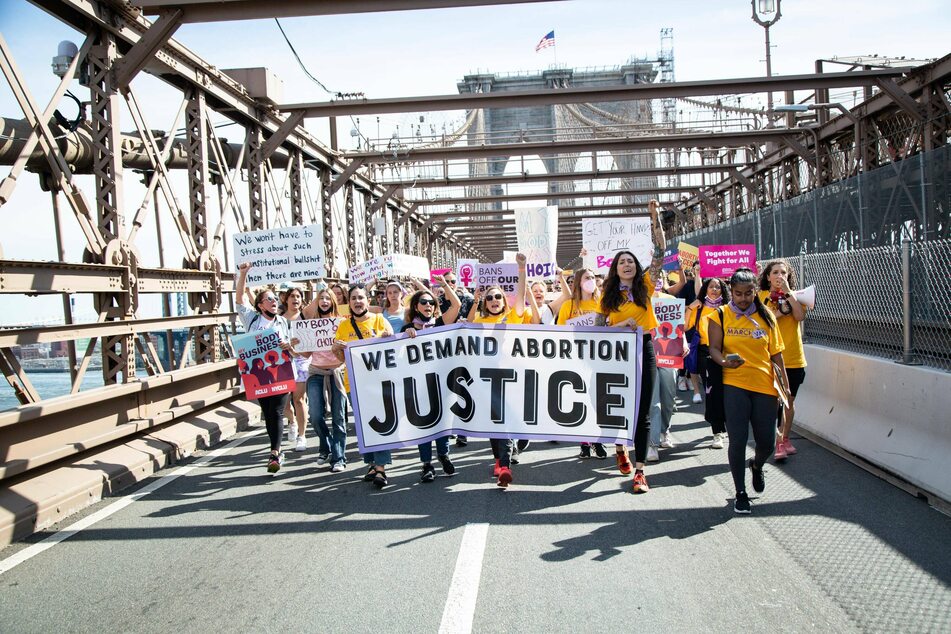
[307,372,347,465]
[418,436,450,463]
[650,367,677,445]
[362,450,392,466]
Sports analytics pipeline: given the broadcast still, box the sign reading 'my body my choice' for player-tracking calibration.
[515,206,559,280]
[345,323,643,453]
[582,217,653,272]
[233,224,325,286]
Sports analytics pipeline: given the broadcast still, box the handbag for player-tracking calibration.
[684,306,703,374]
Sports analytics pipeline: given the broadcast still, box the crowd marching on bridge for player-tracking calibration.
[233,201,809,515]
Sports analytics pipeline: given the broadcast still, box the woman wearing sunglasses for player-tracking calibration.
[400,274,463,482]
[595,200,667,494]
[468,253,528,488]
[236,262,295,473]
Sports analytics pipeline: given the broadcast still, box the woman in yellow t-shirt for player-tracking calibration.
[686,276,728,448]
[707,268,789,514]
[595,199,666,494]
[469,253,527,488]
[758,259,807,461]
[556,268,608,460]
[332,284,394,488]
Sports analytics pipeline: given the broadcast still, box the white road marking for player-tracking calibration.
[438,522,490,634]
[0,429,263,576]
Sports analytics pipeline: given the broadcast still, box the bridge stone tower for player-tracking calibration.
[457,60,659,210]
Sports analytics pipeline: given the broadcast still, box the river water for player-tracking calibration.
[1,372,105,412]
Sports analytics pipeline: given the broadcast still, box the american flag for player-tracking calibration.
[535,30,555,52]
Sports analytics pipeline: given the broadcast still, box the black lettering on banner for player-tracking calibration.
[511,339,525,357]
[548,370,586,427]
[361,351,384,371]
[447,367,475,422]
[559,339,572,359]
[421,341,434,362]
[523,369,538,425]
[484,337,499,356]
[384,349,396,369]
[368,381,397,435]
[435,338,452,359]
[598,340,612,360]
[526,338,538,357]
[596,373,629,429]
[404,374,441,429]
[479,368,517,424]
[542,339,556,358]
[407,344,420,364]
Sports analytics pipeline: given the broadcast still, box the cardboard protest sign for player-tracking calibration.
[515,206,558,280]
[457,259,479,288]
[232,329,296,399]
[678,242,699,269]
[292,317,341,353]
[565,313,598,328]
[582,217,653,271]
[651,297,686,369]
[349,254,430,284]
[476,262,520,304]
[233,224,325,286]
[699,244,756,277]
[345,323,643,452]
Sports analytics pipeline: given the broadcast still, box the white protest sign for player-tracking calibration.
[501,250,518,263]
[565,313,598,328]
[515,206,558,280]
[292,317,341,353]
[349,254,431,284]
[233,224,325,285]
[476,262,520,304]
[457,259,479,288]
[345,323,644,452]
[582,217,653,272]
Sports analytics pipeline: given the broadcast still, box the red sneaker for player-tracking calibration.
[784,438,798,455]
[497,466,513,488]
[616,452,633,475]
[492,459,501,477]
[632,471,650,493]
[774,438,788,461]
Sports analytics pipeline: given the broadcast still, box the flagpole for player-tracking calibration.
[553,39,558,68]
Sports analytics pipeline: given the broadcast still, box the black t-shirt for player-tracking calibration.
[439,293,473,323]
[677,283,697,306]
[400,317,446,333]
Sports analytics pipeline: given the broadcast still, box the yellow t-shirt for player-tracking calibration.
[337,304,350,317]
[759,290,806,369]
[557,298,601,325]
[601,272,659,332]
[473,308,523,325]
[335,313,389,392]
[689,304,719,347]
[719,307,785,396]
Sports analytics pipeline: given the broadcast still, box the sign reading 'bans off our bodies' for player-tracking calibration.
[699,244,756,277]
[233,224,325,286]
[476,263,520,304]
[345,323,644,453]
[582,217,653,272]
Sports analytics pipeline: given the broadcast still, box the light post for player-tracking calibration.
[751,0,783,121]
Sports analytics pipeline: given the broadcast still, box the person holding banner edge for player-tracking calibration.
[235,263,295,474]
[333,284,395,488]
[470,252,529,488]
[596,199,666,494]
[401,274,462,482]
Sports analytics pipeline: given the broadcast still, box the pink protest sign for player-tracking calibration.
[699,244,756,277]
[456,259,479,288]
[430,268,452,283]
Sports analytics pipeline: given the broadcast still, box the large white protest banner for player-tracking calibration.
[292,317,341,353]
[515,206,559,280]
[233,224,325,285]
[345,323,644,452]
[582,217,653,272]
[476,262,520,303]
[348,254,430,284]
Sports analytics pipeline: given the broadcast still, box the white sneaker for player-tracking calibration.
[295,435,306,452]
[646,445,660,462]
[659,432,674,449]
[677,377,688,392]
[288,426,298,443]
[711,433,724,449]
[692,393,702,404]
[330,462,346,473]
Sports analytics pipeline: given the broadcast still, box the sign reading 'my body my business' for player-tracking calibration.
[345,323,643,453]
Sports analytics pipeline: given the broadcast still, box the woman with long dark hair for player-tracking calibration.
[758,259,807,461]
[707,268,789,514]
[596,200,666,493]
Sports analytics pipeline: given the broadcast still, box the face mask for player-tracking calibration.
[351,308,368,318]
[317,306,333,316]
[261,309,277,319]
[581,279,597,294]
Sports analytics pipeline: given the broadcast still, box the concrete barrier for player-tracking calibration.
[795,344,951,505]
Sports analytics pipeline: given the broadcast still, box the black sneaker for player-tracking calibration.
[734,491,752,514]
[420,464,436,482]
[455,435,468,447]
[593,443,608,459]
[578,444,591,459]
[437,454,456,476]
[516,439,531,453]
[749,459,765,493]
[364,466,377,482]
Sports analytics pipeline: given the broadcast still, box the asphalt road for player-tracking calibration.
[1,395,950,633]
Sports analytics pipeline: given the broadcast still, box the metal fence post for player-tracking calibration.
[799,249,808,343]
[900,239,915,364]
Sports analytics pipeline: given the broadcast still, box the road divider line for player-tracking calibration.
[0,429,263,576]
[438,522,490,634]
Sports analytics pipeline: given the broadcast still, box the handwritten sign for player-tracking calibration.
[457,258,479,288]
[292,317,341,353]
[515,206,558,280]
[349,254,430,284]
[476,262,519,304]
[699,244,756,277]
[233,224,325,285]
[582,217,653,271]
[652,297,685,369]
[678,242,699,270]
[565,313,598,328]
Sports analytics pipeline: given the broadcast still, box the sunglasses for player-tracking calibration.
[485,293,505,301]
[444,278,456,284]
[418,298,436,306]
[262,296,278,302]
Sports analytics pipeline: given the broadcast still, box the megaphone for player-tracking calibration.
[793,285,816,310]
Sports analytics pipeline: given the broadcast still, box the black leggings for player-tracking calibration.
[776,367,806,427]
[700,346,726,435]
[491,438,513,468]
[629,334,656,465]
[259,393,291,452]
[723,385,777,494]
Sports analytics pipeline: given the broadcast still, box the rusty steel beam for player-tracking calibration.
[137,0,566,22]
[0,260,234,295]
[0,313,236,347]
[413,185,695,207]
[282,70,905,118]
